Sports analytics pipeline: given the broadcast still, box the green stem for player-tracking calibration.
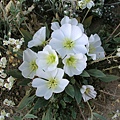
[87,101,93,120]
[82,9,90,23]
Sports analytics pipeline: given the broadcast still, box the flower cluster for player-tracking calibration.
[3,37,24,52]
[3,99,15,107]
[78,0,95,9]
[19,16,105,101]
[0,110,10,120]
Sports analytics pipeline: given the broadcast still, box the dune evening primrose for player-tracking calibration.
[63,53,87,76]
[32,68,69,100]
[51,16,84,32]
[80,85,97,102]
[28,27,46,48]
[19,48,38,79]
[87,34,105,60]
[36,45,58,71]
[49,24,88,58]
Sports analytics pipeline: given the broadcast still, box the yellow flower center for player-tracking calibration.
[47,54,56,64]
[85,88,90,94]
[66,55,77,67]
[63,38,75,49]
[47,78,58,89]
[30,60,38,71]
[89,44,96,54]
[85,0,91,3]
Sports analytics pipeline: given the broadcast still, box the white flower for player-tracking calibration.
[63,53,87,76]
[112,110,120,119]
[51,16,84,32]
[0,78,4,87]
[78,0,95,9]
[0,115,5,120]
[32,68,69,100]
[3,99,15,107]
[19,48,38,79]
[116,48,120,57]
[0,57,7,68]
[4,82,13,90]
[8,38,16,45]
[80,85,97,102]
[1,110,6,117]
[28,27,46,48]
[49,24,88,58]
[0,72,7,78]
[37,45,58,71]
[87,34,105,60]
[7,76,15,83]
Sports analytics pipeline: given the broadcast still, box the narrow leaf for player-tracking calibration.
[65,84,74,98]
[42,108,51,120]
[74,85,82,104]
[33,98,49,110]
[93,112,106,120]
[87,69,106,78]
[80,70,90,77]
[24,114,37,119]
[98,75,119,82]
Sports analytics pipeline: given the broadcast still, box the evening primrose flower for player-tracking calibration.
[28,27,46,48]
[36,45,58,71]
[87,34,105,60]
[0,57,7,68]
[19,48,38,79]
[51,16,84,32]
[49,24,88,58]
[63,53,87,76]
[32,68,69,100]
[78,0,95,9]
[80,85,97,102]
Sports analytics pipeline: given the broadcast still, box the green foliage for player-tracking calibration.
[98,75,119,82]
[24,113,38,119]
[65,84,75,98]
[93,112,107,120]
[87,69,106,78]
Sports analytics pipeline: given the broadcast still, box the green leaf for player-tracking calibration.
[74,85,82,104]
[71,109,77,119]
[20,28,32,46]
[113,37,120,43]
[18,79,31,86]
[93,112,107,120]
[87,69,106,78]
[33,98,49,110]
[80,70,90,77]
[17,94,35,110]
[24,114,37,119]
[14,116,22,120]
[65,84,74,98]
[83,15,93,28]
[98,75,119,82]
[42,108,51,120]
[6,69,23,79]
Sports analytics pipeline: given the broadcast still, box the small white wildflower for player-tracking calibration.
[117,48,120,52]
[28,27,46,48]
[0,72,7,78]
[3,40,9,45]
[19,48,38,79]
[0,115,5,120]
[80,85,97,102]
[7,76,15,83]
[0,57,7,68]
[37,45,58,71]
[0,78,4,87]
[78,0,95,9]
[3,99,15,107]
[4,82,13,90]
[87,34,105,60]
[5,113,10,117]
[32,68,69,100]
[112,110,120,119]
[1,110,6,117]
[8,38,16,45]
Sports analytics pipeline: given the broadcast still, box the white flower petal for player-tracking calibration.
[51,22,60,30]
[32,78,47,87]
[44,89,53,100]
